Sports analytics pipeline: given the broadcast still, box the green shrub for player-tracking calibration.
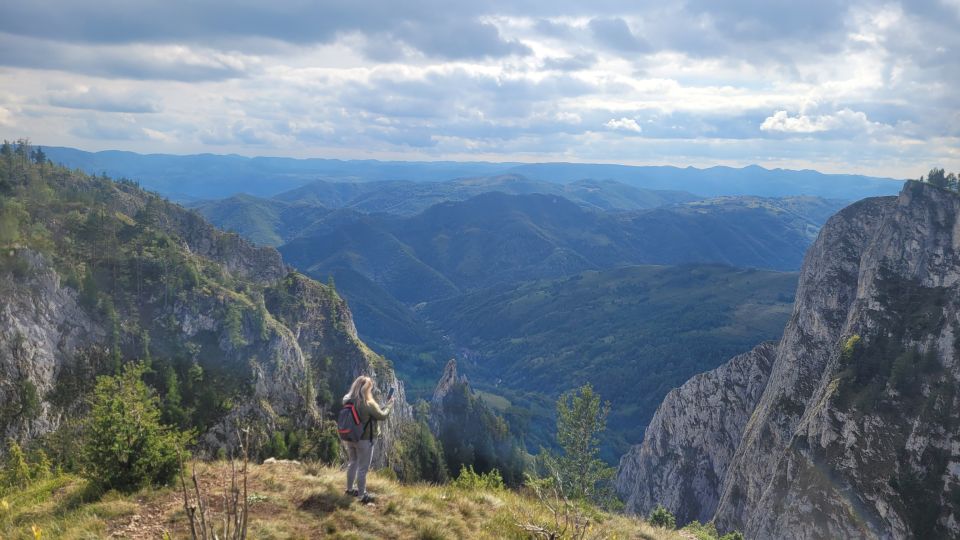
[683,520,745,540]
[267,431,289,459]
[224,303,248,349]
[840,334,861,363]
[82,362,187,492]
[0,439,53,495]
[29,449,52,481]
[18,378,40,420]
[2,440,31,491]
[648,504,676,529]
[451,464,504,491]
[683,520,719,540]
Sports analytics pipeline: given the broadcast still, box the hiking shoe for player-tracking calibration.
[345,489,359,497]
[359,493,376,504]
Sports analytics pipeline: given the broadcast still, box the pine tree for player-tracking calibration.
[2,440,31,490]
[550,384,617,506]
[82,362,186,492]
[30,147,46,165]
[925,168,948,188]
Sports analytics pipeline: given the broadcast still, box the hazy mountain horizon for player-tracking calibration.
[40,144,904,202]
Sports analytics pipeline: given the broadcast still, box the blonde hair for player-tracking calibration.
[343,375,376,405]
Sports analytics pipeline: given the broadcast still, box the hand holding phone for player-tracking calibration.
[387,387,395,401]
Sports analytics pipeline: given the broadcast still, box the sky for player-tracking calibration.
[0,0,957,178]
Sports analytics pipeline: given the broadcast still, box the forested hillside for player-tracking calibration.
[423,264,797,459]
[200,182,822,458]
[0,140,418,471]
[278,191,837,296]
[273,175,701,217]
[193,175,700,248]
[192,193,330,246]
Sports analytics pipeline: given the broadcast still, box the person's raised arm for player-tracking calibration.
[368,399,393,420]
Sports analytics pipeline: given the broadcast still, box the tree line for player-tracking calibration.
[920,168,959,190]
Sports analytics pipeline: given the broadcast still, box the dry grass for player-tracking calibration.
[2,462,688,539]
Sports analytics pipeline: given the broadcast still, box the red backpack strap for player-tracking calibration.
[346,402,361,425]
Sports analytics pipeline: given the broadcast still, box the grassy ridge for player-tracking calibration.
[1,462,690,540]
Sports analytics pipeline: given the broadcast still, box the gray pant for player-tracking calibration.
[344,440,374,495]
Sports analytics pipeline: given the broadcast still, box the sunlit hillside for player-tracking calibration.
[1,460,710,540]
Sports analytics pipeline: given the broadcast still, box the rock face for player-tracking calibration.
[262,273,412,466]
[617,181,960,539]
[0,174,411,466]
[429,359,469,433]
[432,359,467,406]
[0,251,104,442]
[614,342,776,524]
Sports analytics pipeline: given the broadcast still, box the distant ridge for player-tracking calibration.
[42,146,903,201]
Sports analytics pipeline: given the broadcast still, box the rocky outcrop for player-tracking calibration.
[429,359,468,433]
[262,273,412,466]
[618,181,960,539]
[0,251,104,442]
[615,342,776,524]
[432,359,467,405]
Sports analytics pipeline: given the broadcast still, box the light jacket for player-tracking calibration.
[353,399,391,441]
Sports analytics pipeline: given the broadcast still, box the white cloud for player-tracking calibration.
[941,0,960,18]
[760,109,888,135]
[47,86,161,113]
[605,117,642,133]
[0,0,955,176]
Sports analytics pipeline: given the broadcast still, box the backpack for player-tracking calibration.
[337,401,370,442]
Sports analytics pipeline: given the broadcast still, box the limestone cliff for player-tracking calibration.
[614,342,776,524]
[617,181,960,539]
[428,359,470,432]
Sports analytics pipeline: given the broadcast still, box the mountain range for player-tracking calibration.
[7,141,959,538]
[191,175,702,246]
[43,146,903,201]
[193,175,845,457]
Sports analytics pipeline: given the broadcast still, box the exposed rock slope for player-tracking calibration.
[429,358,468,433]
[615,342,776,524]
[617,181,960,539]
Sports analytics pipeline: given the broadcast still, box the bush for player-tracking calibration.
[0,440,53,494]
[451,464,504,491]
[1,440,31,491]
[82,362,187,492]
[648,504,676,529]
[18,378,40,420]
[683,520,745,540]
[683,521,719,540]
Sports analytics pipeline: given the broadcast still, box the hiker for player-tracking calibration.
[340,375,394,503]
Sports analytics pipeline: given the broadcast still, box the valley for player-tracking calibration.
[187,166,847,459]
